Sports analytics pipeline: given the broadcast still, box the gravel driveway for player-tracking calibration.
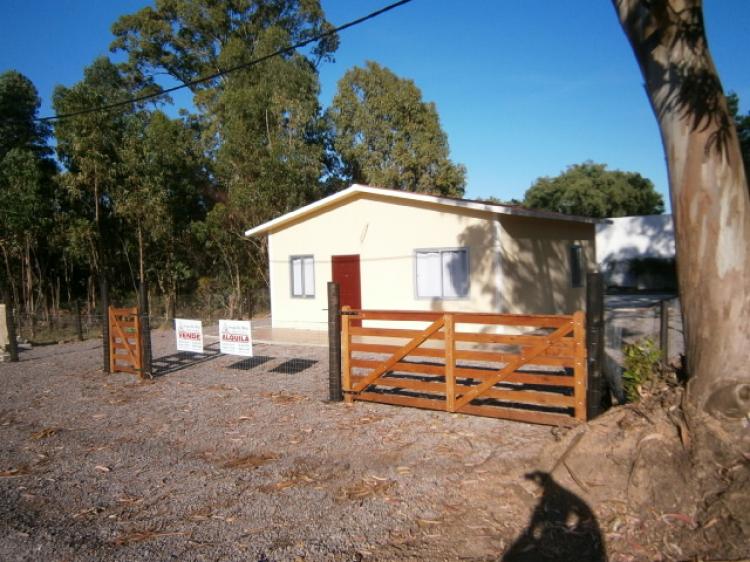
[0,330,555,561]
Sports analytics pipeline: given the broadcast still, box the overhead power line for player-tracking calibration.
[38,0,415,123]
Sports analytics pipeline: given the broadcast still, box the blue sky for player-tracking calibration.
[1,1,748,211]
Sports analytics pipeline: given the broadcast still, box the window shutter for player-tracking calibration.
[442,250,469,297]
[292,258,303,296]
[303,257,315,296]
[416,251,442,298]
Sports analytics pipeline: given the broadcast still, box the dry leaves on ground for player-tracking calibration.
[0,466,32,478]
[261,392,307,405]
[111,529,190,546]
[221,452,278,469]
[30,427,60,440]
[335,476,395,501]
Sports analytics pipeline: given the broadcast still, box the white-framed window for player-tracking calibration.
[415,248,469,299]
[290,255,315,298]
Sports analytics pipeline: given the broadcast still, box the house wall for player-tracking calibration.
[498,216,596,315]
[268,194,501,330]
[266,193,596,330]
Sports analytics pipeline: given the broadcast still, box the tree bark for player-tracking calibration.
[612,0,750,418]
[94,165,110,374]
[137,222,146,298]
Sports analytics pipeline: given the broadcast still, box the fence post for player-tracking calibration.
[101,276,110,373]
[327,282,342,401]
[74,299,84,341]
[585,271,607,419]
[107,306,115,374]
[138,280,152,378]
[444,313,456,412]
[341,305,352,403]
[573,311,588,421]
[659,299,669,370]
[1,275,19,362]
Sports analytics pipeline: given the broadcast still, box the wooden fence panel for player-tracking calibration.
[341,309,587,426]
[108,306,142,376]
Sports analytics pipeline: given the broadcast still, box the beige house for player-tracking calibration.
[245,185,598,331]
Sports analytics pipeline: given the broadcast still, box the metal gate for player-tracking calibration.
[341,308,587,426]
[108,306,142,375]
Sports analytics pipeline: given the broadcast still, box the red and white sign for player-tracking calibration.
[175,319,204,353]
[219,320,253,357]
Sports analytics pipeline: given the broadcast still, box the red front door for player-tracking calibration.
[332,254,362,327]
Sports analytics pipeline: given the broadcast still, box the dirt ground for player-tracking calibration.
[0,329,731,561]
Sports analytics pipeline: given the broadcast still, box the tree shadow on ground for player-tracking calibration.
[502,471,606,562]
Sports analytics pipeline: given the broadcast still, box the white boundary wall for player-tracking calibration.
[596,214,675,288]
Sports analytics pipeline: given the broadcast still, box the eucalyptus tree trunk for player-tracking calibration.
[612,0,750,418]
[137,222,145,289]
[94,165,110,373]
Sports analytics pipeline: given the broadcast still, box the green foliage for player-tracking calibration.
[119,109,210,302]
[111,0,337,93]
[108,0,338,315]
[0,149,46,237]
[0,72,56,244]
[0,72,58,311]
[329,61,466,197]
[53,57,130,185]
[622,337,663,402]
[522,161,664,218]
[476,195,523,206]
[51,56,135,298]
[212,26,330,227]
[1,2,479,319]
[0,71,52,160]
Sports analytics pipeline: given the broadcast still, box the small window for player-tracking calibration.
[415,248,469,299]
[290,255,315,298]
[570,244,584,288]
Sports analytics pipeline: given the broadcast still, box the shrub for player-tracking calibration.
[622,337,662,402]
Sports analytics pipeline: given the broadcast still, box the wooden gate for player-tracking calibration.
[341,309,587,426]
[108,306,142,376]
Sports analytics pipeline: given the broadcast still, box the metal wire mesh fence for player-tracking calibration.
[13,309,103,345]
[603,295,684,403]
[146,326,327,379]
[2,284,330,381]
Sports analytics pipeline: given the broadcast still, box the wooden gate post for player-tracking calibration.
[138,280,152,378]
[585,271,608,419]
[327,282,342,401]
[341,305,352,403]
[444,313,456,412]
[74,299,84,341]
[573,311,588,421]
[101,276,110,373]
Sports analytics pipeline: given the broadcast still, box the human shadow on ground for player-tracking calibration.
[151,341,223,376]
[502,471,606,562]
